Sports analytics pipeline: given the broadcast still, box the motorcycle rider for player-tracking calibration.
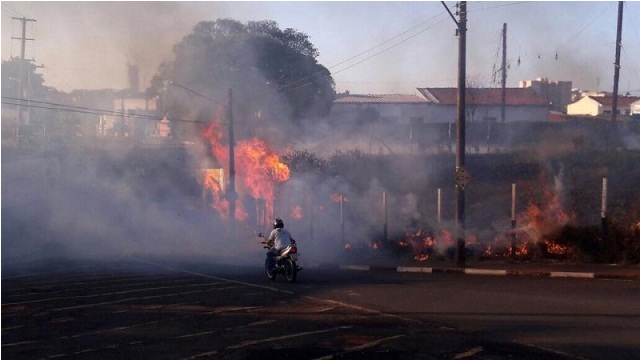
[265,218,301,271]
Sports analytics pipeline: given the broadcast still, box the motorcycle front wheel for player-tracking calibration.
[265,258,276,281]
[283,259,297,283]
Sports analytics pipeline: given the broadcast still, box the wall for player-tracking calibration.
[567,97,600,116]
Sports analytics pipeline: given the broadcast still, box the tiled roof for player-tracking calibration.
[334,94,427,104]
[589,96,640,107]
[417,87,548,106]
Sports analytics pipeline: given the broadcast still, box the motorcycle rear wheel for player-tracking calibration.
[265,258,276,281]
[283,259,297,283]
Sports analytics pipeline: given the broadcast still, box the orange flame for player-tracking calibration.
[440,229,453,245]
[517,174,574,246]
[331,193,348,202]
[291,205,304,220]
[201,122,290,221]
[402,228,437,261]
[544,238,572,256]
[414,254,429,262]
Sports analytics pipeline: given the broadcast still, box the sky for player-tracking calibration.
[2,1,639,96]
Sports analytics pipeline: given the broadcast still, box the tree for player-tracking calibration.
[1,58,52,145]
[148,19,335,142]
[1,58,47,99]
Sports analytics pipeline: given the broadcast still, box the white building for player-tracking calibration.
[629,99,640,117]
[566,95,640,117]
[100,97,158,137]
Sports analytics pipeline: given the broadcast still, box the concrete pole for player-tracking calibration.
[454,1,468,267]
[340,194,345,246]
[511,183,517,258]
[601,177,608,253]
[227,89,237,224]
[437,188,442,224]
[383,192,388,245]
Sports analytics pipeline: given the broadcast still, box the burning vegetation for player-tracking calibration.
[201,121,290,223]
[192,125,640,264]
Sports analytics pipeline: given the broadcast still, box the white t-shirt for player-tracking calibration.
[268,228,293,250]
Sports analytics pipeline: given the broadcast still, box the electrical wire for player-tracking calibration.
[1,3,25,18]
[280,14,449,97]
[1,96,228,125]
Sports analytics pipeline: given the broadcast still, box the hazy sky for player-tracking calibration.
[2,1,639,95]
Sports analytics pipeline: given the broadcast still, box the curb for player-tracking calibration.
[339,265,640,281]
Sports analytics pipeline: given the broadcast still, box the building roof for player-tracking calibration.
[417,87,549,106]
[334,94,427,104]
[589,96,640,107]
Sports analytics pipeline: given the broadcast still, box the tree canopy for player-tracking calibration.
[1,59,48,101]
[149,18,335,140]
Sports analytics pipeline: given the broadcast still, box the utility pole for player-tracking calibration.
[227,88,237,224]
[28,63,45,129]
[454,1,468,268]
[11,16,36,146]
[441,0,468,267]
[611,1,623,125]
[501,23,507,123]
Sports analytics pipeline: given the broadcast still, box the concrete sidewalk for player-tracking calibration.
[338,258,640,281]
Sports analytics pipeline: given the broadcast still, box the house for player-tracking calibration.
[632,99,640,120]
[331,88,550,126]
[330,94,429,153]
[519,77,572,113]
[100,96,158,138]
[566,95,640,117]
[329,87,551,153]
[417,87,549,124]
[331,94,427,125]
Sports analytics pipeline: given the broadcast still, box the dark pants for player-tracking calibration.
[266,251,277,268]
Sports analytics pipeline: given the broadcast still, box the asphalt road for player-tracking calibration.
[3,257,639,359]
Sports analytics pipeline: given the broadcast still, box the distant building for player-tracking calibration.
[417,87,549,123]
[329,88,550,153]
[70,89,117,137]
[330,94,428,153]
[630,99,640,118]
[100,96,158,138]
[331,94,427,124]
[566,95,640,117]
[519,77,572,113]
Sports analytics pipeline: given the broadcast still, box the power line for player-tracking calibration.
[169,81,226,107]
[1,3,25,18]
[173,11,451,109]
[625,2,640,46]
[335,18,449,77]
[1,96,291,132]
[276,10,449,95]
[331,12,446,69]
[1,96,227,125]
[470,2,527,13]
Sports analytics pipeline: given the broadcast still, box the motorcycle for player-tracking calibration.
[258,233,300,283]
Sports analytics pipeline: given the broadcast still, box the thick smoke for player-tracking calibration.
[1,140,266,270]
